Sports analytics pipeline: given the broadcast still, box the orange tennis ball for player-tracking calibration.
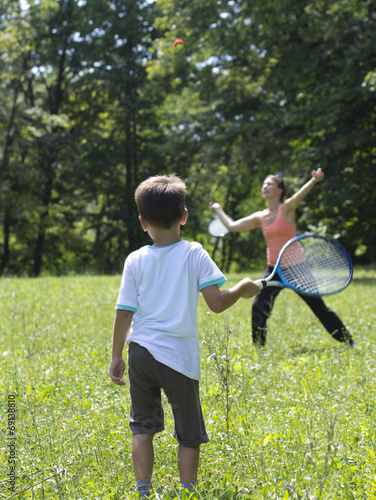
[173,39,184,48]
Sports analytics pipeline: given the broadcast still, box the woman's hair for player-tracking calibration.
[134,174,186,229]
[266,175,288,202]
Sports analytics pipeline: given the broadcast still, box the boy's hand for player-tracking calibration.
[109,356,126,385]
[311,168,324,182]
[240,278,261,298]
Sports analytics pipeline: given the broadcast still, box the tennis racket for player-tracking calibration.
[208,215,233,237]
[254,233,353,296]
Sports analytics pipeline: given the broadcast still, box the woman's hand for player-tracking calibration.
[209,202,221,213]
[311,168,325,182]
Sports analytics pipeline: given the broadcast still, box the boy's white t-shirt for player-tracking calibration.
[116,240,226,380]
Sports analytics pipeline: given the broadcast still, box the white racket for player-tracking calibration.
[254,233,353,296]
[208,215,233,237]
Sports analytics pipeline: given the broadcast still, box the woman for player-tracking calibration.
[210,169,355,347]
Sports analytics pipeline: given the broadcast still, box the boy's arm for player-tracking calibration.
[284,168,325,213]
[201,278,260,314]
[109,309,134,386]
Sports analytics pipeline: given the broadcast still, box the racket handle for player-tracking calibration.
[255,279,267,289]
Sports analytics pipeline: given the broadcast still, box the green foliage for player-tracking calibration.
[0,0,376,275]
[0,269,376,498]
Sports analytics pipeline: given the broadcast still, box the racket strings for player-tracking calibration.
[279,239,351,294]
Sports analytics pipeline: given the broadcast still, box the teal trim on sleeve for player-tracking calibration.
[116,305,137,312]
[199,277,227,291]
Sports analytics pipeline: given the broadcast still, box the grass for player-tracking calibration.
[0,267,376,499]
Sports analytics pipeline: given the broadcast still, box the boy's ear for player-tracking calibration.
[139,215,149,232]
[180,208,188,226]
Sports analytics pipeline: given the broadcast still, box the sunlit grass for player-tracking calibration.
[0,268,375,499]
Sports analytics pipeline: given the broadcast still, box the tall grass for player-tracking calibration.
[0,268,375,499]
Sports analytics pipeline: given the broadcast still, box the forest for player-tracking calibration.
[0,0,375,276]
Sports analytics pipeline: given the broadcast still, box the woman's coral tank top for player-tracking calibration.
[260,203,297,266]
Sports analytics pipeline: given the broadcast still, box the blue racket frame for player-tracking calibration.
[255,233,353,296]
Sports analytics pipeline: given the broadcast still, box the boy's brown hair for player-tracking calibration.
[134,174,186,229]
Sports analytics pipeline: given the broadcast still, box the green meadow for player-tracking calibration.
[1,268,376,499]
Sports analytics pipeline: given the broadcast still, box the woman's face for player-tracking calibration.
[262,177,282,200]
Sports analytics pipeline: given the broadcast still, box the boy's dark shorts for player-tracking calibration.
[128,342,209,447]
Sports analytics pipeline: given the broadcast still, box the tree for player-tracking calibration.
[1,0,375,276]
[147,0,376,266]
[0,0,165,275]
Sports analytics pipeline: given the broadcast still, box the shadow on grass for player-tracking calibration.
[288,346,328,356]
[351,276,376,284]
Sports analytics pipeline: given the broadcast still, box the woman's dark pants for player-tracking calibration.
[252,266,352,346]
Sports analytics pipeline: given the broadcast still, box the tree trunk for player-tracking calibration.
[0,208,11,275]
[33,169,54,277]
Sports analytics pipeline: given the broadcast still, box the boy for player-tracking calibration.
[109,174,260,498]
